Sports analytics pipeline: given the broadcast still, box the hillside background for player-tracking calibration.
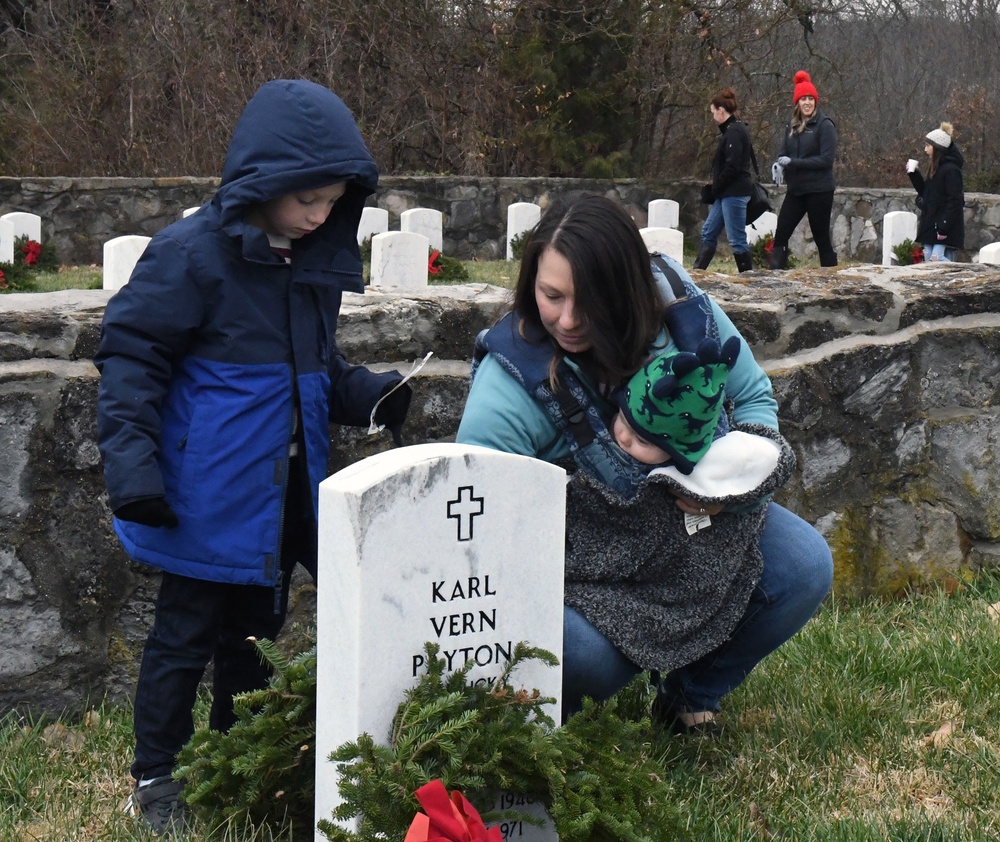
[1,0,998,192]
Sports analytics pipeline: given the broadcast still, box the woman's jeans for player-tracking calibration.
[561,502,834,717]
[700,195,750,254]
[923,243,955,262]
[773,190,838,266]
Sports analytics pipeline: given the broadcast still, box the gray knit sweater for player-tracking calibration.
[564,423,796,672]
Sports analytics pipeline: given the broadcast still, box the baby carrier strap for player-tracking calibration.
[471,255,725,489]
[650,252,721,350]
[473,313,648,493]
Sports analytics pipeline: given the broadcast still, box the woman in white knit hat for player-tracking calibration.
[906,122,965,262]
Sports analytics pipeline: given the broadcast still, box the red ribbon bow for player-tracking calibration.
[428,250,442,275]
[404,780,502,842]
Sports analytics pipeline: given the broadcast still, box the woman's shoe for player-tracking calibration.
[651,694,722,737]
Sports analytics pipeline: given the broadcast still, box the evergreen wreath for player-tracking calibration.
[0,236,57,292]
[176,638,687,841]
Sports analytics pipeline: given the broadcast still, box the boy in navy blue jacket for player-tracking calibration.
[95,79,410,834]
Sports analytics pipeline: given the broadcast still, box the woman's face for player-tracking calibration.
[534,246,591,354]
[798,95,816,118]
[925,143,934,157]
[710,104,729,125]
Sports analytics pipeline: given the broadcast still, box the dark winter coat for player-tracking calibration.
[95,80,401,586]
[778,110,837,196]
[564,424,795,672]
[908,145,965,250]
[710,117,753,199]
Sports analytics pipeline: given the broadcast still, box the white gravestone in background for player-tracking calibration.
[0,211,43,264]
[315,442,566,842]
[400,207,443,252]
[639,227,684,262]
[978,242,1000,266]
[357,206,389,244]
[882,211,918,266]
[181,206,201,218]
[746,211,777,245]
[369,231,430,290]
[102,235,152,292]
[506,202,541,260]
[647,199,679,230]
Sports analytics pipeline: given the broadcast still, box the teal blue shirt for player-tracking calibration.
[457,281,778,461]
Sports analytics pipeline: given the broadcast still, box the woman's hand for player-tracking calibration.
[673,494,725,517]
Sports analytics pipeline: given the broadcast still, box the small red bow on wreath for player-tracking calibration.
[404,780,502,842]
[22,240,42,267]
[428,250,442,275]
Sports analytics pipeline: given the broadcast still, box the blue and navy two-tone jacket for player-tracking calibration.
[95,80,400,586]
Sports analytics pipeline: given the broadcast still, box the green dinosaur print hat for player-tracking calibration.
[615,336,740,474]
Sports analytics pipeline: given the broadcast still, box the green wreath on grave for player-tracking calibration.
[0,235,58,292]
[175,639,684,841]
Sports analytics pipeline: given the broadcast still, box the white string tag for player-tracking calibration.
[684,512,712,535]
[367,351,433,435]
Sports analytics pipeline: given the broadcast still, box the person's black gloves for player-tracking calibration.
[114,497,179,528]
[374,381,413,447]
[700,183,715,205]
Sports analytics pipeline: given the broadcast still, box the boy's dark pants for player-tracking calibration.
[130,462,310,782]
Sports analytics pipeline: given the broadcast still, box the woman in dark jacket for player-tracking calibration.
[693,87,755,273]
[769,71,838,269]
[907,122,965,261]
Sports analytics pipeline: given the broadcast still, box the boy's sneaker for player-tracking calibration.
[126,776,191,836]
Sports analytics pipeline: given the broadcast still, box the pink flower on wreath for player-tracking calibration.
[428,250,442,275]
[764,235,775,255]
[22,240,42,267]
[0,269,7,289]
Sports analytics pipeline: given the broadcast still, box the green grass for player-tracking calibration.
[4,575,1000,840]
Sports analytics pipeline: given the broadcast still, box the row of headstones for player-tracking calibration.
[96,199,689,292]
[8,204,1000,292]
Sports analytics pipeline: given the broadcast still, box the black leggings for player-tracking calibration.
[772,190,837,267]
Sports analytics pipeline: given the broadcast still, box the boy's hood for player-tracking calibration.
[215,80,378,227]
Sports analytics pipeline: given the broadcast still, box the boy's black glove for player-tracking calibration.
[700,184,715,205]
[374,381,413,447]
[114,497,179,528]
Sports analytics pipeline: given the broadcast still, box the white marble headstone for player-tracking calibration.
[315,442,565,842]
[647,199,679,230]
[746,211,777,245]
[369,231,430,290]
[181,206,201,218]
[102,235,152,291]
[506,202,541,260]
[881,210,918,266]
[640,227,684,262]
[357,206,389,244]
[977,242,1000,266]
[0,212,43,264]
[400,207,443,252]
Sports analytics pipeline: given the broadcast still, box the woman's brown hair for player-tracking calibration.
[512,193,666,389]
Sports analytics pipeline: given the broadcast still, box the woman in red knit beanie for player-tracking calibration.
[769,70,838,269]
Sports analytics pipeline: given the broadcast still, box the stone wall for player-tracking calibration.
[2,176,999,266]
[3,262,1000,716]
